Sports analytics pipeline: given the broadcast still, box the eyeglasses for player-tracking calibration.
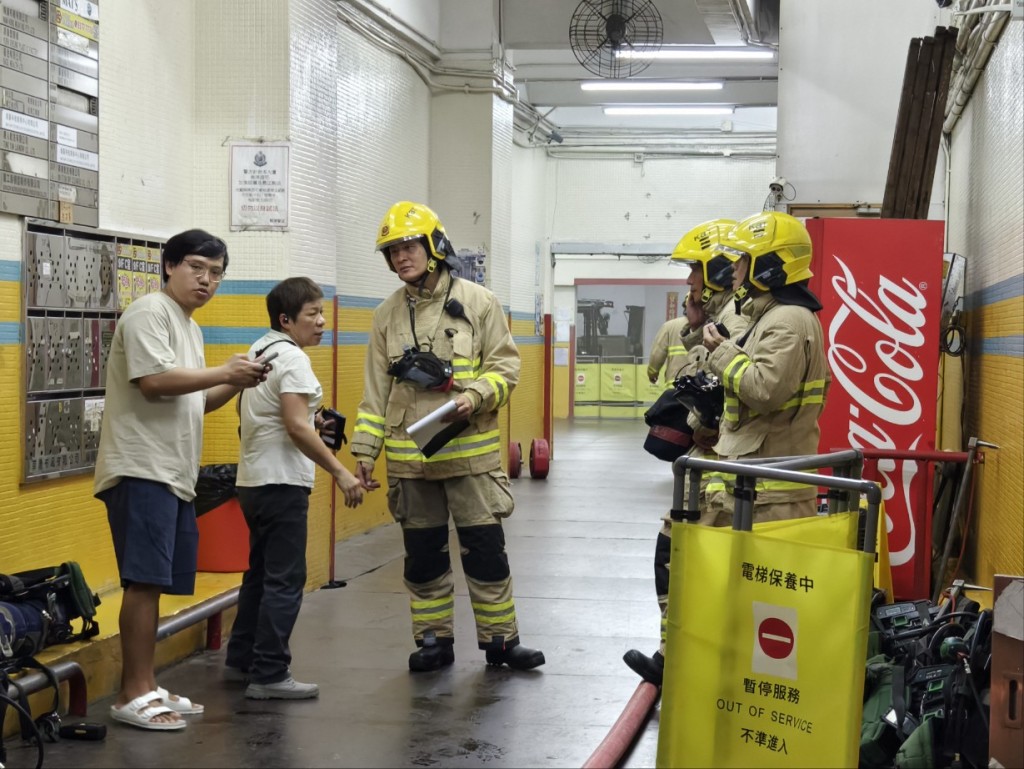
[182,258,226,283]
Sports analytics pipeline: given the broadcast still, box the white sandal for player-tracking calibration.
[110,691,186,731]
[156,685,204,715]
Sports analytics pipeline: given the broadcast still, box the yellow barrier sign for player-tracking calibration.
[635,363,665,404]
[658,524,873,768]
[599,363,636,402]
[574,363,599,403]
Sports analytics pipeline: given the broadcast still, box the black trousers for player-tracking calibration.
[226,484,310,684]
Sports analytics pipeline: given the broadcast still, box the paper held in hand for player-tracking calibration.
[407,401,470,458]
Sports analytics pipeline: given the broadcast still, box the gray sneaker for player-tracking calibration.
[245,676,319,700]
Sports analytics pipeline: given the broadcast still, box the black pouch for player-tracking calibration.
[320,408,348,451]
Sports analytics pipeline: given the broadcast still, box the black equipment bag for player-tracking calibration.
[643,388,694,462]
[0,561,100,662]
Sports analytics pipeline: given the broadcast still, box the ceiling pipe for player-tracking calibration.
[726,0,779,50]
[338,1,564,145]
[943,0,1011,134]
[336,2,519,103]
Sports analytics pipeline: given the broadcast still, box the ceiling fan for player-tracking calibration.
[569,0,664,79]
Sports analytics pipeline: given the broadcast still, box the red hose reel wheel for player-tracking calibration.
[528,438,550,479]
[508,441,523,479]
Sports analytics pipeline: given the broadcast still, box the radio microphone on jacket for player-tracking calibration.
[445,299,466,320]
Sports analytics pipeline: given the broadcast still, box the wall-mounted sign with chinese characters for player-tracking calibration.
[229,141,289,231]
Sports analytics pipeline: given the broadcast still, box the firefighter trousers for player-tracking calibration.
[387,471,521,650]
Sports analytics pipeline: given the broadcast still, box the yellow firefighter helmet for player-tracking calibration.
[670,218,738,304]
[720,211,813,291]
[376,201,456,270]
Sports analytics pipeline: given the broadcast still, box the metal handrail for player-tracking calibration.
[670,454,881,555]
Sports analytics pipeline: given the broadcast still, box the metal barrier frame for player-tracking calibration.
[670,451,881,555]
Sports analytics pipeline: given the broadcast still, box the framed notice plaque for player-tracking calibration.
[229,141,289,231]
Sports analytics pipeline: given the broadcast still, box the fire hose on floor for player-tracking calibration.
[580,682,660,769]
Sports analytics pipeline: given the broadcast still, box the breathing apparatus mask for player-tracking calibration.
[387,346,454,391]
[673,371,725,430]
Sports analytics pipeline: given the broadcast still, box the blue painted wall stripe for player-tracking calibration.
[336,331,369,345]
[511,310,535,321]
[0,321,20,343]
[965,273,1024,310]
[514,336,544,346]
[337,295,382,309]
[0,261,20,281]
[216,280,336,299]
[202,327,335,346]
[980,336,1024,357]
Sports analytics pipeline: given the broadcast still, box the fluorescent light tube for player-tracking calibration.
[617,48,775,61]
[604,106,735,116]
[581,81,723,92]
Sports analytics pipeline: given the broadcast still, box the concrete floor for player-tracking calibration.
[31,419,671,768]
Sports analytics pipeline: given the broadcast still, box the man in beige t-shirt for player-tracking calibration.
[94,229,268,732]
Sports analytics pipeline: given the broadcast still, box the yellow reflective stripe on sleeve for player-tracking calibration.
[385,430,501,463]
[799,379,826,404]
[452,356,481,380]
[354,411,385,438]
[723,355,751,394]
[723,393,741,423]
[480,373,509,407]
[667,345,687,356]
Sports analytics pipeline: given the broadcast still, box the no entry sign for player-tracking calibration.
[752,602,798,680]
[758,617,795,659]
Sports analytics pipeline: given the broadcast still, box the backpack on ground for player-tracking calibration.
[0,561,101,661]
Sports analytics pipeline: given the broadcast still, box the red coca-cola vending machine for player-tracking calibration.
[805,218,944,601]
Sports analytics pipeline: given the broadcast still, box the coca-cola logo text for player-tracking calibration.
[827,255,929,567]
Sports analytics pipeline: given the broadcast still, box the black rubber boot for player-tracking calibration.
[623,649,664,686]
[408,632,455,672]
[485,644,546,670]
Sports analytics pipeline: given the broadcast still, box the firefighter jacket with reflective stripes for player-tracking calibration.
[677,289,751,495]
[352,271,519,480]
[705,290,829,502]
[647,316,691,384]
[677,289,750,381]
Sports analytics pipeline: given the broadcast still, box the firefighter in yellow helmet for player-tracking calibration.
[351,202,544,673]
[701,211,829,521]
[624,218,751,686]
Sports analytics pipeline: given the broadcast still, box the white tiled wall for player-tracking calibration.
[288,0,340,286]
[336,20,430,296]
[429,92,494,262]
[545,156,777,243]
[98,0,196,237]
[489,96,513,306]
[194,0,291,280]
[948,26,1023,293]
[510,145,548,315]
